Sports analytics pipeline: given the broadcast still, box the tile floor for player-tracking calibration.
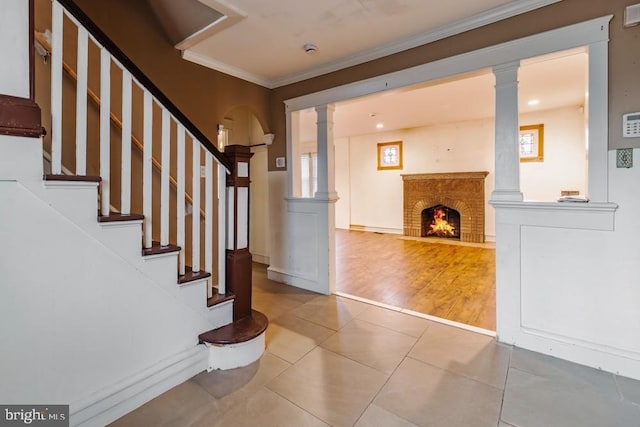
[111,265,640,427]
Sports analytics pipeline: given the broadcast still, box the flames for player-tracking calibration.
[427,208,456,237]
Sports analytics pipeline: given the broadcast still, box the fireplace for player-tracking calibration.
[422,205,461,239]
[402,172,489,243]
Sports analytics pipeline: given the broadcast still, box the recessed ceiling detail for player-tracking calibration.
[147,0,246,51]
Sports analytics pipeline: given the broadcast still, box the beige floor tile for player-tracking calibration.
[190,352,291,416]
[110,380,216,427]
[356,305,432,338]
[510,347,619,397]
[374,357,503,427]
[291,295,371,330]
[320,319,418,374]
[266,347,388,427]
[252,292,307,319]
[191,387,329,427]
[355,404,418,427]
[408,321,510,389]
[501,368,640,427]
[266,313,335,363]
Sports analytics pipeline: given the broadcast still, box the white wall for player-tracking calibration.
[334,106,586,238]
[0,0,30,98]
[519,106,588,201]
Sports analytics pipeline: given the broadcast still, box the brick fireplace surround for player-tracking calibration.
[402,172,489,243]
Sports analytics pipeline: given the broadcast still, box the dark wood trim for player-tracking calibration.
[43,174,101,182]
[178,266,211,285]
[0,95,43,138]
[198,310,268,345]
[207,292,236,308]
[57,0,231,171]
[226,248,253,320]
[142,242,181,257]
[98,213,144,223]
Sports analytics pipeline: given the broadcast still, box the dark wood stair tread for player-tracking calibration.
[178,266,211,284]
[44,174,102,182]
[198,310,268,345]
[142,242,181,256]
[98,213,144,222]
[207,292,235,307]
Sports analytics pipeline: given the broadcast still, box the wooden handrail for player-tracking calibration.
[35,31,205,217]
[54,0,231,172]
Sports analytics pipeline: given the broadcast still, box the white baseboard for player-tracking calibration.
[71,346,208,427]
[267,266,326,294]
[252,253,270,265]
[349,225,403,234]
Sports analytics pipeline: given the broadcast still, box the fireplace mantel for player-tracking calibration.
[402,171,489,243]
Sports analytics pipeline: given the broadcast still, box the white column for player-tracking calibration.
[315,104,337,200]
[491,61,523,202]
[587,40,608,202]
[316,104,338,293]
[0,0,30,98]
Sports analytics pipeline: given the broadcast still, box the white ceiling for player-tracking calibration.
[149,0,585,140]
[181,0,563,88]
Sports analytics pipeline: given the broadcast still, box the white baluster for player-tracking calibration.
[75,27,88,176]
[51,1,63,175]
[192,140,201,273]
[205,153,213,297]
[143,92,153,248]
[177,125,186,275]
[161,109,170,246]
[217,162,226,294]
[121,71,132,215]
[99,47,111,216]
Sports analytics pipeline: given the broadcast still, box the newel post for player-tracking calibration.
[224,145,253,320]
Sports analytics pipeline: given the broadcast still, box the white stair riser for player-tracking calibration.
[205,332,266,371]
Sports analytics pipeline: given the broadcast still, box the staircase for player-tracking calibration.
[0,0,266,425]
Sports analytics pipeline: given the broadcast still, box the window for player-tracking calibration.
[300,152,318,198]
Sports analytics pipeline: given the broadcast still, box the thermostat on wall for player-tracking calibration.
[275,157,286,168]
[623,112,640,138]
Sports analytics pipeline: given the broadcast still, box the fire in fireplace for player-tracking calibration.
[422,205,461,239]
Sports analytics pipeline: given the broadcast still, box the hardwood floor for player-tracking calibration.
[335,229,496,330]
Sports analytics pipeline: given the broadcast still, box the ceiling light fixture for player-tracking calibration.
[303,43,318,54]
[376,123,384,129]
[528,99,540,106]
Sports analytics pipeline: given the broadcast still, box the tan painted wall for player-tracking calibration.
[271,0,640,163]
[72,0,272,144]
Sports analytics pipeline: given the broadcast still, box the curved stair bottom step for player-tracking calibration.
[199,310,268,371]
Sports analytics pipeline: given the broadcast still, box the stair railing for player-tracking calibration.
[46,0,231,296]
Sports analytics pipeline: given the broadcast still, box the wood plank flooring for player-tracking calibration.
[335,229,496,330]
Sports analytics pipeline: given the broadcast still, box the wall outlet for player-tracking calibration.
[200,165,206,178]
[275,157,286,168]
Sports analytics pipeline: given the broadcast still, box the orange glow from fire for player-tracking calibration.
[427,208,456,237]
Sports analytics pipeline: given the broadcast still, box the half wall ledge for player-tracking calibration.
[489,200,618,231]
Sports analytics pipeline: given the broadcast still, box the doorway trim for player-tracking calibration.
[281,16,613,300]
